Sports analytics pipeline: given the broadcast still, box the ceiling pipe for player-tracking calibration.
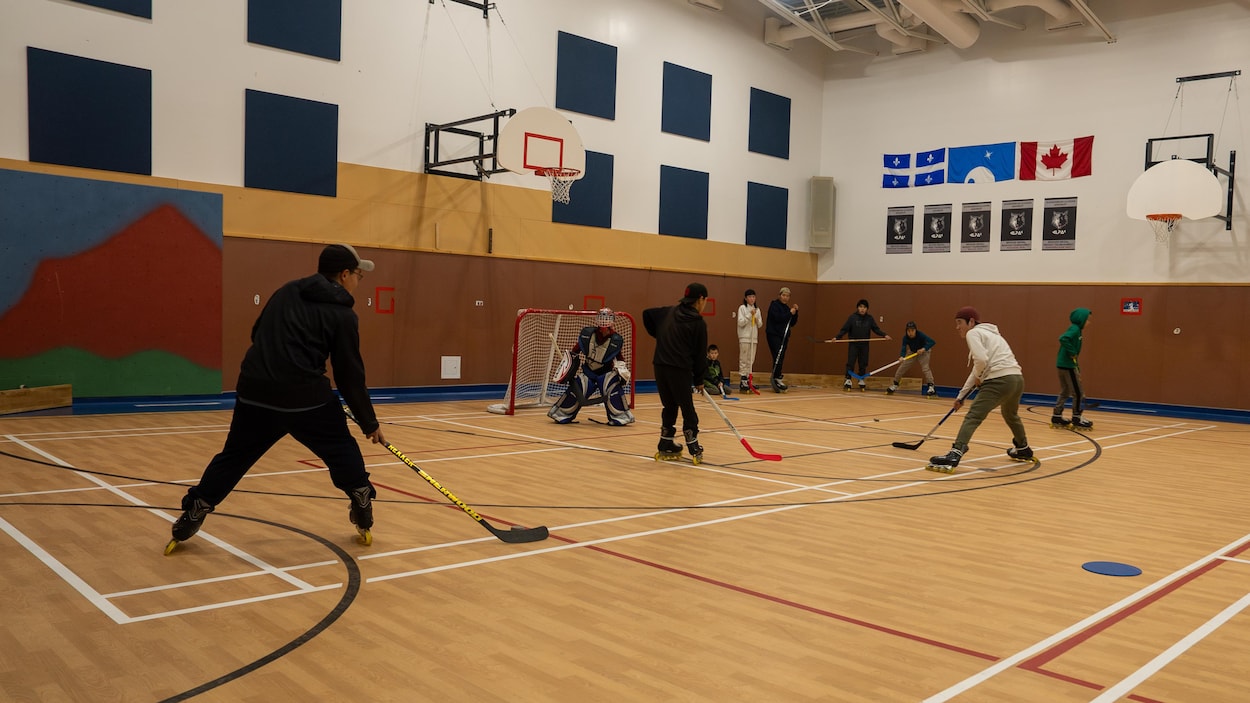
[982,0,1082,29]
[958,0,1025,30]
[896,0,981,48]
[1067,0,1116,42]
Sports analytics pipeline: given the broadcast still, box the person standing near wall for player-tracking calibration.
[766,287,799,392]
[736,289,763,392]
[167,243,387,553]
[1052,307,1093,430]
[888,321,937,397]
[834,299,890,391]
[644,283,710,464]
[928,306,1033,473]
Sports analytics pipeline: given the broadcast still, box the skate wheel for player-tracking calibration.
[691,456,702,465]
[163,539,179,556]
[356,528,372,546]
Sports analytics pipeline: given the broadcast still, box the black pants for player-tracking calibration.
[187,399,372,506]
[654,364,698,434]
[767,334,788,378]
[845,341,869,379]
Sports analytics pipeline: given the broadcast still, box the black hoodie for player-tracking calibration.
[643,303,708,385]
[235,274,378,434]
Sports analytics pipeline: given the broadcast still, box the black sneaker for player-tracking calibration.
[171,495,214,541]
[886,384,897,395]
[348,485,374,530]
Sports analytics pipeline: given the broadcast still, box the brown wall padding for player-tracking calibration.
[225,239,1249,409]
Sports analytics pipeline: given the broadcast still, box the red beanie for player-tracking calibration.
[955,306,980,323]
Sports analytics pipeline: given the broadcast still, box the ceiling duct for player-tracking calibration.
[688,0,724,10]
[897,0,980,48]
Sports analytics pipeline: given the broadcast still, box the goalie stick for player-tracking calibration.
[344,406,548,543]
[700,388,782,461]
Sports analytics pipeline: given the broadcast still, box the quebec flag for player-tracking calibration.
[914,147,946,187]
[883,153,911,188]
[947,142,1017,183]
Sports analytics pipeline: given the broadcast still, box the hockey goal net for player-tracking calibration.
[487,308,636,415]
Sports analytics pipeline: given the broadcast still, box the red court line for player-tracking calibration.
[1021,539,1250,670]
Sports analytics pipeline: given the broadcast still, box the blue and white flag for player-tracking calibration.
[914,148,946,187]
[883,153,911,188]
[947,142,1016,183]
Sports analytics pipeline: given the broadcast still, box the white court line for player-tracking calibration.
[103,560,337,598]
[123,584,344,623]
[1089,590,1250,702]
[5,435,320,603]
[1218,556,1250,566]
[0,422,230,438]
[0,516,131,624]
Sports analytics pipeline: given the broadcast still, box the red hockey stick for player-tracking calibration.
[701,388,782,461]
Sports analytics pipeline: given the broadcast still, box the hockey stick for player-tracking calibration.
[384,443,550,543]
[849,352,917,380]
[830,337,894,343]
[806,335,835,344]
[746,373,761,395]
[770,319,792,390]
[891,389,974,450]
[700,388,782,461]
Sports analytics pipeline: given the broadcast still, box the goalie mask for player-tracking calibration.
[595,308,614,329]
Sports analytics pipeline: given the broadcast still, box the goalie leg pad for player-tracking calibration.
[547,375,589,423]
[604,372,635,425]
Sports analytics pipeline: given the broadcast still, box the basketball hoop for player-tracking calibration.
[535,167,580,204]
[1146,213,1181,244]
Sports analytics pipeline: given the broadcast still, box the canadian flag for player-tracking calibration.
[1019,136,1094,180]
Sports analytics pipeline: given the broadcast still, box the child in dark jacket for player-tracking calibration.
[703,344,732,396]
[643,283,710,462]
[834,299,890,391]
[1053,308,1093,430]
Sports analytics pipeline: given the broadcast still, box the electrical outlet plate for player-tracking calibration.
[440,356,461,380]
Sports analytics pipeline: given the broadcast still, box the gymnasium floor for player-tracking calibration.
[1,389,1248,702]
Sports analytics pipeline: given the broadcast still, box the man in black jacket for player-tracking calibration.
[643,283,709,463]
[168,243,387,551]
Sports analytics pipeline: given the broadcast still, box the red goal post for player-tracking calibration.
[486,308,637,415]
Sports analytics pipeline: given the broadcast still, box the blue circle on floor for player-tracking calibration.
[1082,561,1142,577]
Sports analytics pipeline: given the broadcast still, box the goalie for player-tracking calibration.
[547,308,636,426]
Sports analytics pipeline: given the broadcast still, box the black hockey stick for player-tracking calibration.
[891,389,975,450]
[385,443,549,543]
[770,319,792,390]
[701,388,782,461]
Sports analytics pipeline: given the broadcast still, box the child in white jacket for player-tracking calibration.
[736,289,763,391]
[928,306,1034,472]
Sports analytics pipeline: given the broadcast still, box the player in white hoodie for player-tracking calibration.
[928,306,1034,472]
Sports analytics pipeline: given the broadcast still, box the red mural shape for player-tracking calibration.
[0,204,222,369]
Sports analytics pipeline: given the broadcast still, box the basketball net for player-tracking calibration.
[535,167,580,204]
[1146,213,1181,244]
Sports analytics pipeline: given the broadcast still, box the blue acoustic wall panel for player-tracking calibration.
[27,48,152,176]
[746,182,789,249]
[248,0,342,61]
[244,89,339,197]
[68,0,152,18]
[661,62,712,142]
[658,165,709,240]
[748,88,791,159]
[553,151,613,229]
[555,32,617,120]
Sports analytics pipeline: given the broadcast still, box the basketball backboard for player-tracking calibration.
[497,107,586,180]
[1126,158,1223,220]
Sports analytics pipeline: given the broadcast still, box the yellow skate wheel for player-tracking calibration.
[691,455,702,465]
[163,539,179,556]
[356,528,373,546]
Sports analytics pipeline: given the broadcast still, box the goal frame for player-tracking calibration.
[487,308,637,415]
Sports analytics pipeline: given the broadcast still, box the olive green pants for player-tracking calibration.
[953,374,1028,452]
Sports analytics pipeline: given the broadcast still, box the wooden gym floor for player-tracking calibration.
[1,388,1248,702]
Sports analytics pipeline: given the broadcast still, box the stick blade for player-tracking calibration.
[892,440,923,451]
[490,524,550,543]
[741,438,782,462]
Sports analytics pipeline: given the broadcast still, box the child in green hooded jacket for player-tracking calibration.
[1053,308,1093,430]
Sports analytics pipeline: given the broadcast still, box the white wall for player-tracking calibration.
[0,0,828,249]
[818,0,1250,283]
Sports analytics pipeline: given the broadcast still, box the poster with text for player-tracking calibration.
[922,204,952,253]
[886,206,914,254]
[1042,197,1078,250]
[1000,198,1034,252]
[960,201,991,253]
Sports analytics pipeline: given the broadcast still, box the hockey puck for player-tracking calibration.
[873,418,880,422]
